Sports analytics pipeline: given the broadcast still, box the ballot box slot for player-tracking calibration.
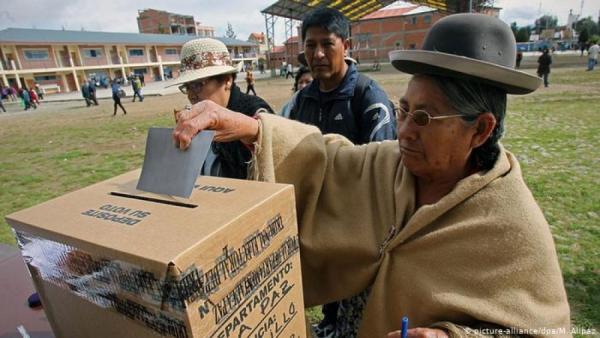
[109,192,197,208]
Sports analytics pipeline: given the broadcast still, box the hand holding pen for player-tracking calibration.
[386,317,449,338]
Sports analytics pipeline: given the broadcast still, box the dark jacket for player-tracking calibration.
[211,83,274,179]
[289,62,396,144]
[81,83,90,98]
[537,53,552,75]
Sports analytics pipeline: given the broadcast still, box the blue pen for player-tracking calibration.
[401,316,409,338]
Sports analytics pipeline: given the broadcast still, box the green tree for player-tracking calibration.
[510,22,531,43]
[516,27,531,43]
[226,22,236,39]
[510,22,518,37]
[578,28,589,45]
[535,15,558,33]
[575,17,599,38]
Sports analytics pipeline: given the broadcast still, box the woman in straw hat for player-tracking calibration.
[173,14,570,337]
[170,38,273,178]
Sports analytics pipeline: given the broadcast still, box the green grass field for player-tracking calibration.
[502,69,600,331]
[0,66,598,332]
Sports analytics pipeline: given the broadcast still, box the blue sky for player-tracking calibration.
[0,0,598,45]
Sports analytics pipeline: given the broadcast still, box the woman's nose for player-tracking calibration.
[397,118,418,141]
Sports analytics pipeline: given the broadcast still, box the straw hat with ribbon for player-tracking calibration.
[389,13,541,94]
[167,38,241,88]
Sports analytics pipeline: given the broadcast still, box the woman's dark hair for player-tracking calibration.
[301,7,349,41]
[430,75,507,170]
[213,72,237,83]
[293,66,312,91]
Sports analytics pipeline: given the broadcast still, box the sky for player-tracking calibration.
[0,0,599,45]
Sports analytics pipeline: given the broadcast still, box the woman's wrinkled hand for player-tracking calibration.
[387,328,449,338]
[172,100,259,150]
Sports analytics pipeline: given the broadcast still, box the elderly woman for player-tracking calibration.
[173,14,570,337]
[169,38,273,178]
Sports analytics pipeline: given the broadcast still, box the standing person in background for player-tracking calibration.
[0,85,6,112]
[537,48,552,87]
[0,88,6,112]
[88,80,99,106]
[286,62,294,79]
[81,82,92,107]
[29,87,40,107]
[132,76,144,102]
[1,85,8,102]
[290,7,396,143]
[20,87,32,110]
[372,59,380,71]
[245,69,257,95]
[587,41,599,71]
[34,83,44,100]
[280,63,286,77]
[111,80,127,116]
[516,51,523,68]
[130,74,137,99]
[9,86,17,101]
[280,66,313,118]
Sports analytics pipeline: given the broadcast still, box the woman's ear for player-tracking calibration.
[471,112,496,149]
[225,76,233,91]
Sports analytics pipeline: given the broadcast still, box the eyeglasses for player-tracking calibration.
[395,105,464,126]
[179,79,206,95]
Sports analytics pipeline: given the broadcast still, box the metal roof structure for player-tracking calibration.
[359,5,436,20]
[261,0,493,21]
[261,0,398,22]
[0,28,256,47]
[260,0,493,72]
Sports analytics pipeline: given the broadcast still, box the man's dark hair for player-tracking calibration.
[301,7,349,42]
[430,75,507,171]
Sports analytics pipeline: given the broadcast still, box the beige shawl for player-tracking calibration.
[252,113,570,337]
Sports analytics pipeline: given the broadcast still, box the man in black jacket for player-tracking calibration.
[290,7,397,338]
[290,7,396,145]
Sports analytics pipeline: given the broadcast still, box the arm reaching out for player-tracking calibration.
[172,99,260,149]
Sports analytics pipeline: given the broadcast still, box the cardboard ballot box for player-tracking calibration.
[6,170,306,338]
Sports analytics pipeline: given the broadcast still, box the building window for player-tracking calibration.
[165,48,178,55]
[424,15,432,24]
[133,68,147,76]
[356,33,372,49]
[83,49,103,58]
[410,17,417,25]
[128,49,145,57]
[24,49,49,60]
[34,75,57,81]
